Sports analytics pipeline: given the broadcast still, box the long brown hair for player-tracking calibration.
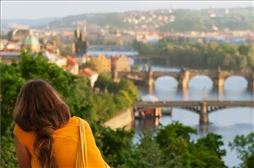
[13,80,71,168]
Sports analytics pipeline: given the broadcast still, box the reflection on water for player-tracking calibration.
[135,69,254,167]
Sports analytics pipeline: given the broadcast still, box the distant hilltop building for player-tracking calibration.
[73,21,88,57]
[136,31,161,44]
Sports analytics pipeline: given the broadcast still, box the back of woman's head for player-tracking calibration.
[13,79,71,168]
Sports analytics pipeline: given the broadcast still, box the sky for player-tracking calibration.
[1,1,253,20]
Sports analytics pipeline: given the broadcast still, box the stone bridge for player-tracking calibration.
[113,68,254,93]
[133,100,254,125]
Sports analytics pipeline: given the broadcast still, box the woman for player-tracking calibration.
[13,79,108,168]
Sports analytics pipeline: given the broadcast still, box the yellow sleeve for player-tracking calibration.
[82,120,109,168]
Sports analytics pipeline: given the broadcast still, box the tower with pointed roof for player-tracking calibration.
[74,21,88,57]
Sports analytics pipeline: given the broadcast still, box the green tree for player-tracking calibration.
[0,124,17,168]
[196,133,226,159]
[95,73,117,93]
[230,132,254,168]
[155,122,226,168]
[156,122,196,163]
[0,63,25,134]
[134,132,164,168]
[95,126,136,168]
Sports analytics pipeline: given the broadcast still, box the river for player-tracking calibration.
[134,66,254,167]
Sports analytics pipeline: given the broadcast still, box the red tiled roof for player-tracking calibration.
[66,56,76,66]
[79,68,97,77]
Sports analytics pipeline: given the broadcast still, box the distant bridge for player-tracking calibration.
[133,100,254,125]
[113,68,254,93]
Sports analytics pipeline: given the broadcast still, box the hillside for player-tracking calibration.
[2,18,59,30]
[47,7,254,32]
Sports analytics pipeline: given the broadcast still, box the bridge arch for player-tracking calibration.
[170,108,200,125]
[141,95,159,101]
[224,75,248,91]
[208,107,253,114]
[154,76,178,91]
[188,75,213,90]
[208,107,254,125]
[171,107,200,115]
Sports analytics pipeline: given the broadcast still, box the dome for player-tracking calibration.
[22,35,40,52]
[23,35,40,46]
[141,95,158,102]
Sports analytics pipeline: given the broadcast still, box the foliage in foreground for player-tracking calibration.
[230,132,254,168]
[94,122,227,168]
[1,124,17,168]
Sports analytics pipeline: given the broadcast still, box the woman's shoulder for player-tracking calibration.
[74,116,92,128]
[69,116,89,125]
[13,124,35,145]
[13,124,33,136]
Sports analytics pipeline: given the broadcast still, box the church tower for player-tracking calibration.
[73,21,88,57]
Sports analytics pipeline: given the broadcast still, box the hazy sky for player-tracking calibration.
[1,1,253,19]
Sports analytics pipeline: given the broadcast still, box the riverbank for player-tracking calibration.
[104,108,133,130]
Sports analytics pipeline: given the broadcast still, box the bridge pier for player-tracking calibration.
[199,125,209,136]
[213,68,225,95]
[147,69,155,94]
[154,107,162,118]
[181,87,189,100]
[199,102,209,125]
[248,71,254,93]
[178,69,190,91]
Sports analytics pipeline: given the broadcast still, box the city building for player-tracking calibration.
[44,51,66,67]
[0,40,8,51]
[89,54,111,73]
[64,56,79,75]
[79,68,98,88]
[4,41,21,51]
[111,55,131,72]
[44,41,60,55]
[7,28,31,42]
[0,51,20,64]
[136,31,161,44]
